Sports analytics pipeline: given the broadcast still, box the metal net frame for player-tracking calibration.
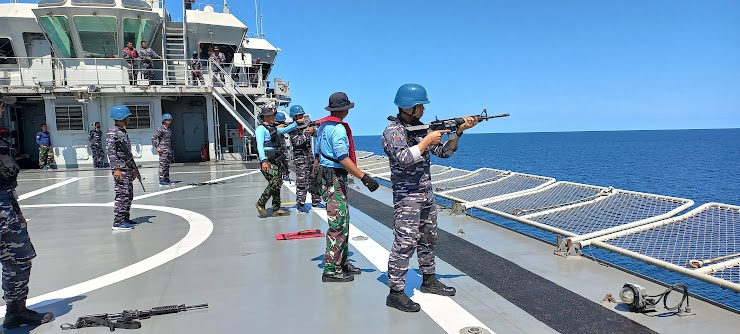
[355,151,374,159]
[432,168,510,192]
[437,173,555,203]
[475,181,608,216]
[430,168,471,181]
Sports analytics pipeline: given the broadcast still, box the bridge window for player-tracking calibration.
[38,0,67,7]
[121,0,152,10]
[123,18,154,49]
[0,38,16,65]
[73,15,118,58]
[38,15,77,58]
[70,0,116,6]
[55,105,85,131]
[125,105,151,129]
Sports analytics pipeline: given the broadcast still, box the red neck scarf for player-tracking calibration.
[315,115,356,164]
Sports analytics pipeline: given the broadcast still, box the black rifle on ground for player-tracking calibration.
[61,303,208,331]
[116,140,146,192]
[402,109,509,136]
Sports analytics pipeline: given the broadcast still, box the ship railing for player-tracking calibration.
[0,56,266,90]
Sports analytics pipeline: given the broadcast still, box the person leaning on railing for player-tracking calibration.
[139,41,161,85]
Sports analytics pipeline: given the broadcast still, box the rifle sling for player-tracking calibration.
[61,316,143,331]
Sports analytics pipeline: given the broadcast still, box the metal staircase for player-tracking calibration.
[164,23,188,85]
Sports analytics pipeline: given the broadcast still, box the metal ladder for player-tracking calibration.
[164,22,188,85]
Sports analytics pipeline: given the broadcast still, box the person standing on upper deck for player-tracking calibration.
[190,51,205,86]
[122,41,139,85]
[210,46,226,86]
[382,83,478,312]
[255,107,301,217]
[139,41,160,85]
[0,93,55,329]
[89,122,104,168]
[35,124,54,170]
[314,92,379,283]
[152,114,173,186]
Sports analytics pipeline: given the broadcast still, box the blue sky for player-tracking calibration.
[181,1,740,135]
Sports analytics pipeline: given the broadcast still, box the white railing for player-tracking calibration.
[0,56,265,89]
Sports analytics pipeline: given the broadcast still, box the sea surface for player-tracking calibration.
[354,128,740,311]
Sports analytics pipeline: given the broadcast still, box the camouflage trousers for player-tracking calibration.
[294,154,321,206]
[126,61,137,85]
[91,144,105,168]
[191,70,205,86]
[158,149,172,182]
[258,162,283,209]
[0,191,36,303]
[320,168,349,275]
[387,191,438,291]
[113,170,134,224]
[38,146,54,169]
[211,68,225,86]
[141,62,155,82]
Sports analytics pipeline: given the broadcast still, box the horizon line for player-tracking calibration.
[352,127,740,137]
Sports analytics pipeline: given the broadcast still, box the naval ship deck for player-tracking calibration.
[3,163,739,333]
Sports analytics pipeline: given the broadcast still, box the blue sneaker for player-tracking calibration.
[126,219,139,225]
[312,203,326,209]
[295,203,309,213]
[112,222,135,230]
[159,180,172,186]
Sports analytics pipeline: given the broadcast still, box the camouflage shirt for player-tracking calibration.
[289,127,312,157]
[88,129,103,147]
[139,48,160,63]
[0,138,19,191]
[106,125,134,171]
[382,116,456,195]
[151,124,172,151]
[190,58,202,71]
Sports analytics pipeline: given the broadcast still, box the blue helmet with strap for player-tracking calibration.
[162,113,172,121]
[110,105,132,120]
[275,111,286,122]
[394,83,430,109]
[289,105,304,117]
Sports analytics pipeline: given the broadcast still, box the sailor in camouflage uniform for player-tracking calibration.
[287,105,323,212]
[0,94,55,329]
[255,107,300,217]
[152,113,173,186]
[210,46,226,86]
[314,92,379,283]
[139,41,160,84]
[382,84,477,312]
[107,105,138,231]
[190,51,205,86]
[89,122,104,168]
[273,111,292,179]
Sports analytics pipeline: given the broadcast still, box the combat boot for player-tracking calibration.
[420,274,456,296]
[321,272,354,283]
[255,202,267,217]
[342,263,361,275]
[272,208,290,217]
[386,290,420,312]
[3,299,54,329]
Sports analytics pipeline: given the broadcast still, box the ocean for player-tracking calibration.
[354,128,740,311]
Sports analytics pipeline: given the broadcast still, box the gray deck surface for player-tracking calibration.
[1,164,737,333]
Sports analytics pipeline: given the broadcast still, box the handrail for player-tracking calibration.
[209,58,259,136]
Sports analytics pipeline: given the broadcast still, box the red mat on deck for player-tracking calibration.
[276,229,325,240]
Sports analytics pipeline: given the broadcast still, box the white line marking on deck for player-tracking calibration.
[17,178,82,201]
[284,182,495,334]
[6,203,213,314]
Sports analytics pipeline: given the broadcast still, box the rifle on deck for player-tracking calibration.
[61,303,208,331]
[403,109,509,136]
[116,140,145,192]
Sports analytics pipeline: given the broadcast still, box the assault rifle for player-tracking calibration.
[295,115,317,132]
[116,140,146,192]
[403,109,509,136]
[61,303,208,331]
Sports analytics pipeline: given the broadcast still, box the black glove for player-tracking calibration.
[361,174,379,192]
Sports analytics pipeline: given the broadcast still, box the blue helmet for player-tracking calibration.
[394,83,430,109]
[289,105,304,117]
[162,113,172,121]
[275,112,286,122]
[110,105,132,120]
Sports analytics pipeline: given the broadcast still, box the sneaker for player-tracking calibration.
[125,219,139,225]
[112,222,135,230]
[420,276,456,296]
[312,203,326,209]
[321,272,354,283]
[295,203,309,213]
[272,208,290,217]
[255,202,267,217]
[386,290,421,312]
[159,180,172,186]
[342,263,361,275]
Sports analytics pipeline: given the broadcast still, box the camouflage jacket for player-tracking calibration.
[289,128,312,156]
[0,138,19,190]
[106,125,134,171]
[382,116,456,195]
[151,124,172,151]
[139,48,160,63]
[190,58,202,71]
[88,129,103,147]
